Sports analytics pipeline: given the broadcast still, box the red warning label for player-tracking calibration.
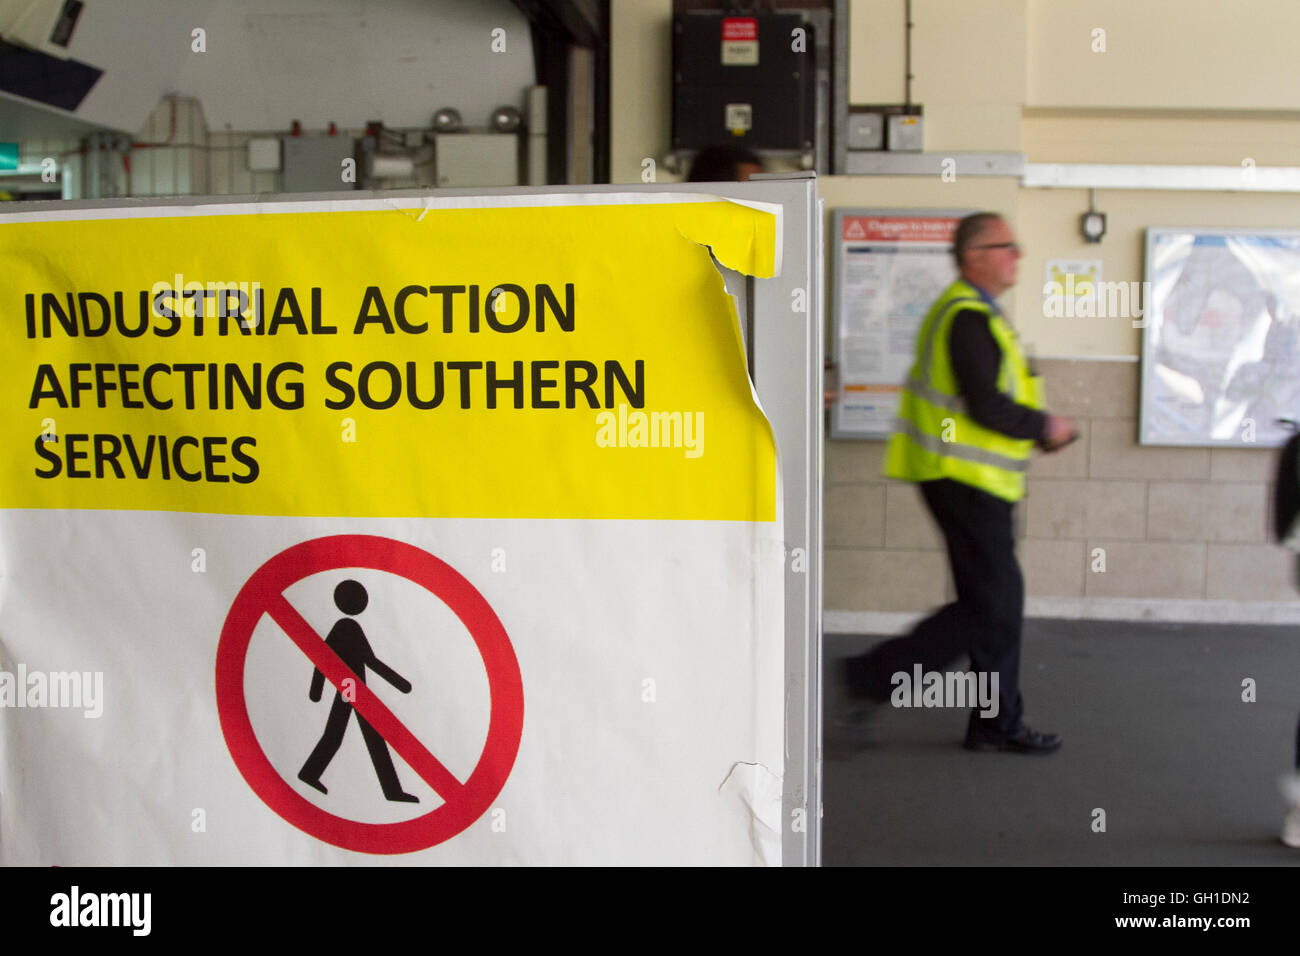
[722,16,759,65]
[842,216,959,243]
[215,534,524,855]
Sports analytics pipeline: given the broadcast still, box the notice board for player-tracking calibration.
[1142,227,1300,447]
[829,208,969,439]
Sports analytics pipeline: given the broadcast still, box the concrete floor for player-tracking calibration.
[823,619,1300,866]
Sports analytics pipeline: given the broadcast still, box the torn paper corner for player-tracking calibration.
[718,761,784,866]
[672,197,783,279]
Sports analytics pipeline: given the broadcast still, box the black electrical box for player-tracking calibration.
[672,11,816,154]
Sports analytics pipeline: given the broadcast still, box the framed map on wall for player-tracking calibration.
[1141,228,1300,447]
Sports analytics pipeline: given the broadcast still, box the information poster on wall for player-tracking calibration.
[830,209,967,439]
[1142,228,1300,446]
[0,193,786,865]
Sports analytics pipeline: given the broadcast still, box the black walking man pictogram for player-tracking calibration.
[298,579,419,803]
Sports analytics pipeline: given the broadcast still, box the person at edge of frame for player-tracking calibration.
[686,144,764,183]
[840,211,1078,754]
[1275,423,1300,846]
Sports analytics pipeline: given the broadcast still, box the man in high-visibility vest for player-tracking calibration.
[842,212,1076,754]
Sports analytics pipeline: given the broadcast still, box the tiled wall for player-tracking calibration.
[825,358,1300,617]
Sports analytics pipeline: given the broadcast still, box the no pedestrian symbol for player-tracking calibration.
[216,534,524,854]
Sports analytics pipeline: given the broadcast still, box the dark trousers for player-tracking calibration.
[1294,558,1300,770]
[300,693,408,798]
[846,478,1025,734]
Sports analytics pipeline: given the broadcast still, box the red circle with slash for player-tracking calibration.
[216,534,523,854]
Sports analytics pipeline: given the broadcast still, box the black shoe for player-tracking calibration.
[298,771,328,794]
[963,724,1062,755]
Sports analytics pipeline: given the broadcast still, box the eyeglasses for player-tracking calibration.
[970,242,1023,254]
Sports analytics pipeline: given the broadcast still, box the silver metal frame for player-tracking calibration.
[1026,162,1300,192]
[719,171,823,867]
[845,151,1026,176]
[832,0,849,176]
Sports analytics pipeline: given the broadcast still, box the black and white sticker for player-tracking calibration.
[725,103,753,134]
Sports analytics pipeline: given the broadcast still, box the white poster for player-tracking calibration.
[832,211,965,439]
[1143,229,1300,446]
[0,193,786,865]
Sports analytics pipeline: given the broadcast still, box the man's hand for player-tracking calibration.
[1040,414,1078,452]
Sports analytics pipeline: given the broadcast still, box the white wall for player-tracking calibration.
[24,0,534,136]
[171,0,535,133]
[53,0,218,133]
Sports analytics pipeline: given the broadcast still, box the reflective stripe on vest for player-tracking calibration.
[883,278,1043,502]
[891,417,1031,473]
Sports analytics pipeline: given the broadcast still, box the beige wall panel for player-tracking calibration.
[1084,541,1205,599]
[1036,359,1138,419]
[825,549,950,611]
[1012,186,1143,359]
[1088,420,1209,480]
[1206,546,1300,602]
[1024,479,1147,541]
[1026,0,1300,110]
[1020,538,1084,597]
[851,1,1026,148]
[849,0,906,104]
[1210,448,1279,483]
[920,104,1023,154]
[884,482,945,550]
[1022,111,1300,166]
[819,175,1021,223]
[826,439,886,483]
[825,484,886,548]
[911,0,1026,151]
[1081,480,1147,540]
[1026,418,1089,478]
[1147,482,1269,544]
[1024,479,1086,539]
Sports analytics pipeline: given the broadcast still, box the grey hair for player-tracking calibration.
[952,212,1004,268]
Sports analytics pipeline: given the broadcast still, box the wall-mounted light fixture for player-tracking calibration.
[1080,188,1106,243]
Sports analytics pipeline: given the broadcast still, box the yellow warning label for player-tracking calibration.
[0,201,778,521]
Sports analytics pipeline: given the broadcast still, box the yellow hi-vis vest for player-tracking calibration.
[883,278,1045,502]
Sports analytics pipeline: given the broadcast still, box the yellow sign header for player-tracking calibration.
[0,200,778,520]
